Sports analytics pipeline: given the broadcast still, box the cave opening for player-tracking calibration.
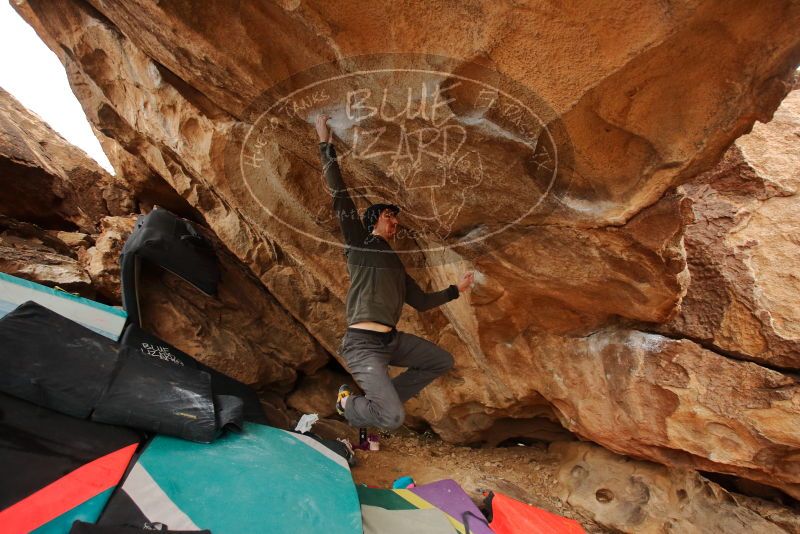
[700,471,800,510]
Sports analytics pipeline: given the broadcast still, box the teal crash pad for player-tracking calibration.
[0,272,126,340]
[100,422,363,533]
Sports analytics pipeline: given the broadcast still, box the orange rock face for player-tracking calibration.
[0,87,131,232]
[9,0,800,497]
[554,442,792,533]
[659,89,800,369]
[0,88,323,394]
[0,87,127,296]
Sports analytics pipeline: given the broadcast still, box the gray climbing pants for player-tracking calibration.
[339,327,454,430]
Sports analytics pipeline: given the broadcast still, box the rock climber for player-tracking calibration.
[314,113,474,431]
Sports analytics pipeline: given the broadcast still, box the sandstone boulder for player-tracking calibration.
[90,215,330,389]
[658,89,800,369]
[528,330,800,498]
[12,0,800,499]
[554,441,790,533]
[0,87,131,232]
[287,367,351,418]
[0,215,93,293]
[79,215,135,303]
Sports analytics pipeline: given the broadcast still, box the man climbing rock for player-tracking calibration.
[315,113,474,431]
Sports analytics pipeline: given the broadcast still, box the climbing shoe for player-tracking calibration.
[336,384,352,416]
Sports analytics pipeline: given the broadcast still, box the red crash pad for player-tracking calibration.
[489,492,585,534]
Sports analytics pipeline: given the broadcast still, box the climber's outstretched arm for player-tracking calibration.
[316,114,369,246]
[404,271,475,311]
[404,273,459,311]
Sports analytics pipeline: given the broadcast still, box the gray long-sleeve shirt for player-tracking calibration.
[319,142,459,327]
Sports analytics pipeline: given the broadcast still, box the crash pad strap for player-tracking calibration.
[0,443,137,532]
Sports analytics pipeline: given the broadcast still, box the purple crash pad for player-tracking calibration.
[410,479,493,534]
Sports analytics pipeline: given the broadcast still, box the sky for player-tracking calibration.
[0,2,114,172]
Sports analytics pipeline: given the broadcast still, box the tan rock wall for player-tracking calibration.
[0,86,131,231]
[659,89,800,368]
[10,0,800,498]
[555,441,790,533]
[0,87,323,394]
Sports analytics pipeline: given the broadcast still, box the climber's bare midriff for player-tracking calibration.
[350,321,393,332]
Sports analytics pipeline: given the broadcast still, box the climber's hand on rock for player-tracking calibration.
[316,114,332,143]
[457,271,475,293]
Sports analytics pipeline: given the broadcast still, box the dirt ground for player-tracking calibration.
[349,431,609,533]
